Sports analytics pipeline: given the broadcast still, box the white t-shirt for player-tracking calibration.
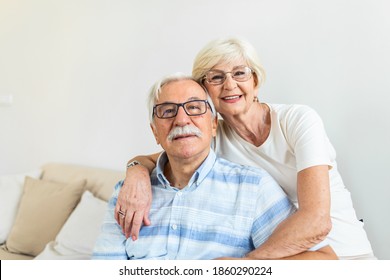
[213,103,373,257]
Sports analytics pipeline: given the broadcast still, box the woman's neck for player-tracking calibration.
[220,102,271,147]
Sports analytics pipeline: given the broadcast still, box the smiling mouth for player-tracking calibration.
[222,95,242,101]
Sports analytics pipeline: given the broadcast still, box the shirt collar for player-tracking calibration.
[156,149,217,190]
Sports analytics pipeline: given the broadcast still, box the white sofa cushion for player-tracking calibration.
[34,191,107,259]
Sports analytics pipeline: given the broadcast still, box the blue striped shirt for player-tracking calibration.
[92,150,296,260]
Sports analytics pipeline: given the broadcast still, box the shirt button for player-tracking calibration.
[171,224,178,230]
[177,192,183,196]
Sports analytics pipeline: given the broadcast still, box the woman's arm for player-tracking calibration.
[279,245,337,260]
[246,165,332,259]
[114,152,161,240]
[217,245,337,260]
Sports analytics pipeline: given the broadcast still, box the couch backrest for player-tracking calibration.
[41,163,124,201]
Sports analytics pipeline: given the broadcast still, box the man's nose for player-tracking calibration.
[173,106,191,125]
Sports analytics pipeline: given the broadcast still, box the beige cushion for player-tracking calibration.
[0,244,34,260]
[0,170,42,244]
[5,177,86,256]
[41,163,124,201]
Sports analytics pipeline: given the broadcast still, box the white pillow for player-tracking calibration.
[33,241,92,260]
[0,170,42,244]
[34,191,107,260]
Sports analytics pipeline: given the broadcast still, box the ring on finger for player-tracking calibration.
[118,209,126,219]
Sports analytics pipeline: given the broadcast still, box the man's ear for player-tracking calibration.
[150,123,160,145]
[211,115,218,137]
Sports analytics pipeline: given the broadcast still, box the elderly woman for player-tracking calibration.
[116,38,375,260]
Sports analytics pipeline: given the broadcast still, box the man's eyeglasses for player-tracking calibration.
[153,100,213,119]
[203,65,253,85]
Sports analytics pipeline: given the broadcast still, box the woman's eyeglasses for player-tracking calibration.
[203,65,253,85]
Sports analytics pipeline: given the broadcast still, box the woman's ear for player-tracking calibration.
[253,73,260,89]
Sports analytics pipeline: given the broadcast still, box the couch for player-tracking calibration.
[0,162,124,260]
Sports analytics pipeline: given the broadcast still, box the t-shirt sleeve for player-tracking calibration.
[283,105,335,172]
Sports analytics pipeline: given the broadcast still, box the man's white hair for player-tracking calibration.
[147,72,216,123]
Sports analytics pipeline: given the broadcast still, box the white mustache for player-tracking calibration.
[167,125,202,142]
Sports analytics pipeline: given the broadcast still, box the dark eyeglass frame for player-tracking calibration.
[203,65,253,85]
[153,99,213,119]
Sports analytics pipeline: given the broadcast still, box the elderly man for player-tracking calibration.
[92,73,337,260]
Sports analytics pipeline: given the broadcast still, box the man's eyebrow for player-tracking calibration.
[159,96,205,104]
[188,96,205,101]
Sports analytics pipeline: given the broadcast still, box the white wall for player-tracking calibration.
[0,0,389,259]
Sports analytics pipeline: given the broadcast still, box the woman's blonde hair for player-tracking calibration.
[192,37,266,88]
